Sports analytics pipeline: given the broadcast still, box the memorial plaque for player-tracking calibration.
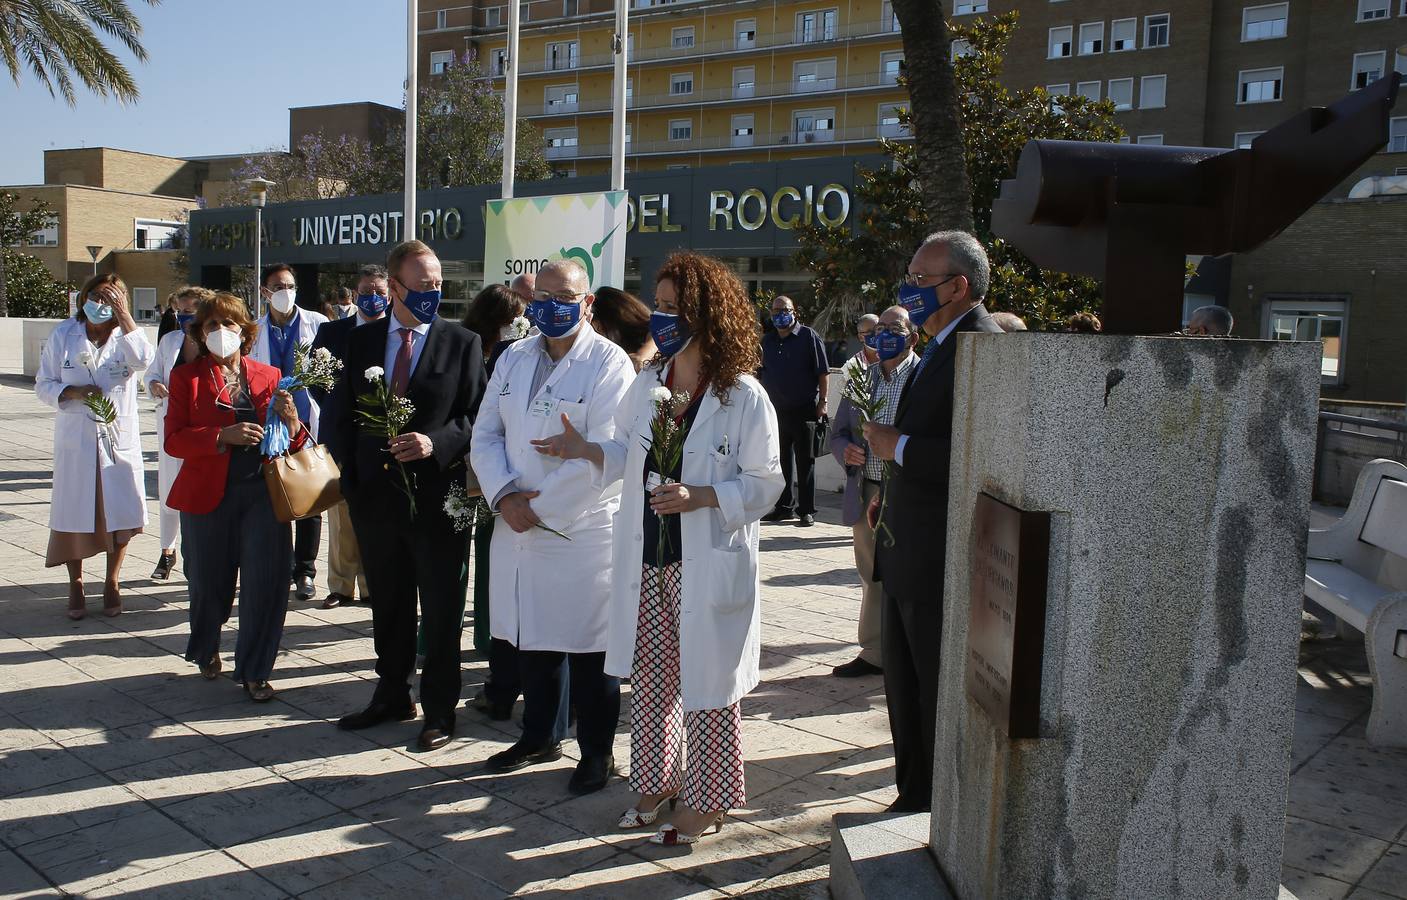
[966,492,1050,739]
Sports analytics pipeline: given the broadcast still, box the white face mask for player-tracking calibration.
[205,327,242,360]
[268,288,297,315]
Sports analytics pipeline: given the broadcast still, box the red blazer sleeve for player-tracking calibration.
[164,363,223,460]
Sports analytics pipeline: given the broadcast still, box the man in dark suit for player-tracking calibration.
[310,264,390,610]
[331,241,485,752]
[863,230,1004,812]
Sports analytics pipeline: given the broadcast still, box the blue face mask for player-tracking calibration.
[772,311,796,330]
[649,312,692,358]
[356,293,388,318]
[83,299,114,324]
[401,287,441,324]
[863,332,880,350]
[176,312,195,330]
[898,283,947,329]
[528,299,583,339]
[874,330,909,361]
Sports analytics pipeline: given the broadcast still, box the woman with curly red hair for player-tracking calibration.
[533,251,784,845]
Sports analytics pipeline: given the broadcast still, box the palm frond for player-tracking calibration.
[0,0,154,104]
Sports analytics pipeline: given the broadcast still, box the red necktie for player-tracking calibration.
[391,327,413,397]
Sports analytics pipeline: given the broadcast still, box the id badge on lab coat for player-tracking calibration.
[530,397,556,419]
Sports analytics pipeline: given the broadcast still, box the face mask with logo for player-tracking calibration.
[399,286,442,324]
[355,293,388,318]
[772,311,796,330]
[863,332,880,350]
[83,299,115,324]
[874,330,909,361]
[528,299,583,339]
[176,312,196,330]
[205,327,241,359]
[268,287,297,315]
[898,283,947,329]
[649,312,692,358]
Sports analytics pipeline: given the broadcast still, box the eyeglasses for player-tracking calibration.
[532,290,589,303]
[902,272,961,288]
[874,325,912,336]
[857,329,875,339]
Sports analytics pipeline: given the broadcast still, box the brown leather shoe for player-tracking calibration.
[199,654,222,680]
[417,714,455,751]
[66,582,87,620]
[243,680,276,702]
[101,582,123,618]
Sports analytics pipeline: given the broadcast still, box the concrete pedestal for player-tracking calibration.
[830,334,1322,900]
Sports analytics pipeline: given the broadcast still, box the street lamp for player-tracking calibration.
[246,178,276,316]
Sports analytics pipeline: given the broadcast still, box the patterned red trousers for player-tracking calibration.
[629,562,746,812]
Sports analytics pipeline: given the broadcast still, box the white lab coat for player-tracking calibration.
[599,364,783,710]
[34,318,155,534]
[470,326,634,653]
[250,308,327,440]
[143,329,189,513]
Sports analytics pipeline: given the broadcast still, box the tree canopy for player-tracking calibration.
[796,12,1123,335]
[0,191,72,317]
[0,0,160,105]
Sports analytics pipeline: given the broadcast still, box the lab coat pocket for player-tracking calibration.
[707,544,756,614]
[557,399,588,431]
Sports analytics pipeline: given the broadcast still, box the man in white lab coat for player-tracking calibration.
[250,263,328,601]
[470,259,633,796]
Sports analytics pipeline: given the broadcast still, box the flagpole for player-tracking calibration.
[610,0,628,192]
[405,0,418,239]
[501,0,521,199]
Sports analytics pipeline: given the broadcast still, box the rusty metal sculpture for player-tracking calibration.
[991,74,1402,334]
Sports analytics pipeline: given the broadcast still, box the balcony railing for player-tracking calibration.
[516,70,903,117]
[500,16,902,77]
[542,122,911,159]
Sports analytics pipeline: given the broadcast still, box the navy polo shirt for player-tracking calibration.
[759,323,829,413]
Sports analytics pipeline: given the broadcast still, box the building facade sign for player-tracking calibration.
[188,157,875,274]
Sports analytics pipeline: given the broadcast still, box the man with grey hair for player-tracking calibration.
[1184,304,1234,336]
[992,311,1028,333]
[862,230,1003,812]
[848,313,881,372]
[471,257,634,795]
[310,263,392,608]
[510,272,536,306]
[830,304,919,679]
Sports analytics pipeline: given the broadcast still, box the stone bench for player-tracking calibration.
[1304,458,1407,747]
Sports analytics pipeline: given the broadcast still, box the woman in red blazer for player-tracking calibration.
[165,291,308,702]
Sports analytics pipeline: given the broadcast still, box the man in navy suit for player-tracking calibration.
[331,242,485,752]
[310,265,391,610]
[862,231,1004,812]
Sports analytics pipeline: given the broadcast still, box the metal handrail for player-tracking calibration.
[1320,411,1407,434]
[521,70,902,116]
[498,16,901,77]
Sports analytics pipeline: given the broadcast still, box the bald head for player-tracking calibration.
[536,260,589,296]
[510,272,535,303]
[1186,305,1233,336]
[992,311,1028,333]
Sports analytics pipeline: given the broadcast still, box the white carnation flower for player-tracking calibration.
[649,386,672,404]
[509,316,531,339]
[314,347,332,360]
[364,365,385,382]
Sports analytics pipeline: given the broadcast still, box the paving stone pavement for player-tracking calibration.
[0,376,1404,899]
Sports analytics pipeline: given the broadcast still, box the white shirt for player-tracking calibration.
[384,318,431,384]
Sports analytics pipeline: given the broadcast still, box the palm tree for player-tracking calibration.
[0,0,161,105]
[890,0,974,232]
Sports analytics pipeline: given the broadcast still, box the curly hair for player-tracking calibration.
[654,252,760,402]
[192,292,259,358]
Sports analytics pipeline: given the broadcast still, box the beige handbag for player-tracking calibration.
[264,444,343,523]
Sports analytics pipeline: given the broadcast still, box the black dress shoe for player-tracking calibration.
[484,740,564,773]
[338,698,417,730]
[761,509,792,523]
[568,753,617,795]
[832,657,883,678]
[295,576,316,601]
[886,798,930,814]
[150,551,176,581]
[798,514,816,527]
[417,715,455,751]
[469,690,513,721]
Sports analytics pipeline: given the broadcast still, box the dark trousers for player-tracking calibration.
[182,478,292,683]
[774,409,818,516]
[520,650,619,757]
[350,497,468,717]
[471,517,521,706]
[292,514,321,580]
[882,590,942,812]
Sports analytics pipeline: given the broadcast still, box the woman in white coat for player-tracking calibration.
[142,286,209,580]
[35,274,155,619]
[535,252,783,845]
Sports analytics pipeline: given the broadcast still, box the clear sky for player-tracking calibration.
[2,0,407,185]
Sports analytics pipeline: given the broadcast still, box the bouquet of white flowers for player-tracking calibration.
[356,367,419,517]
[506,316,532,340]
[288,344,343,393]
